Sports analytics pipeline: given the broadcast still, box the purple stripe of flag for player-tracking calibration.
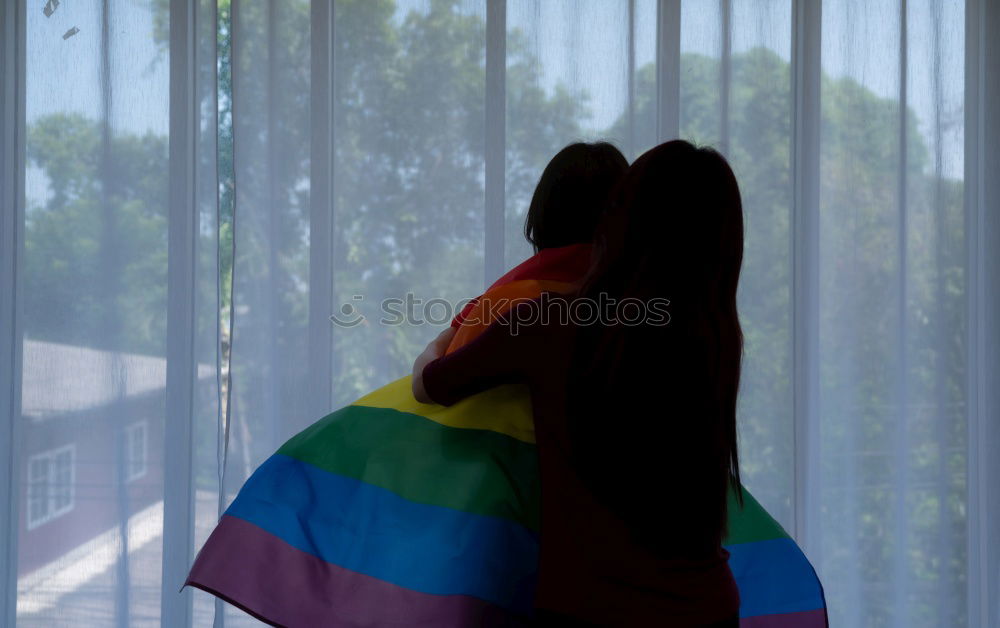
[185,515,522,627]
[740,608,829,628]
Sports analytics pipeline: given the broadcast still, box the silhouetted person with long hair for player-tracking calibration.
[414,140,744,627]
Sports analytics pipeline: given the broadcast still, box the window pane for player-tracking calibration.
[28,458,50,527]
[678,0,795,530]
[20,0,170,623]
[53,449,73,511]
[504,0,655,269]
[819,1,966,625]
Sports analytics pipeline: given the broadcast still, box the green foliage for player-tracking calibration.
[319,0,586,401]
[25,114,169,355]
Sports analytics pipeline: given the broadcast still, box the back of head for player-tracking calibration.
[524,142,629,251]
[570,140,745,555]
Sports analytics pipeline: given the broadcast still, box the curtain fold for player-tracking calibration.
[965,2,1000,627]
[818,2,968,624]
[223,9,313,608]
[3,0,998,626]
[189,0,222,624]
[12,0,181,625]
[0,0,25,623]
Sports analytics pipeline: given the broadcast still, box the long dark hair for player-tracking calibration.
[568,140,744,554]
[524,142,628,251]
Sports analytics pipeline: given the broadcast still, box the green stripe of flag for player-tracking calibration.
[278,405,541,529]
[279,401,791,546]
[724,487,791,545]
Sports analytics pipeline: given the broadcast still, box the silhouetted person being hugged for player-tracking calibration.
[414,140,744,627]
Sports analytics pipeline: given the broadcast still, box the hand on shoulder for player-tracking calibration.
[411,326,457,403]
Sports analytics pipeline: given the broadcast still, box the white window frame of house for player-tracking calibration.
[124,420,148,483]
[25,443,76,531]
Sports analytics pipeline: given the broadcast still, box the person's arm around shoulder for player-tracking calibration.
[411,298,548,406]
[412,326,457,404]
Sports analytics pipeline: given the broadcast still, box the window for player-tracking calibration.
[2,1,997,625]
[124,421,148,483]
[26,444,75,530]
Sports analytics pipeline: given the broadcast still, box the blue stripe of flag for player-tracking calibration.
[224,454,538,613]
[725,537,826,618]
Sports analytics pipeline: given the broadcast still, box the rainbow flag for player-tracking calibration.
[186,246,828,627]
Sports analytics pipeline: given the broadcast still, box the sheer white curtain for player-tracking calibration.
[818,3,969,624]
[2,0,222,625]
[2,0,998,627]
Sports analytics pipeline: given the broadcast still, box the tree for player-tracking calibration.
[25,113,169,355]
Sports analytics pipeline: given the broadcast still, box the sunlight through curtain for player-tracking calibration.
[3,0,998,627]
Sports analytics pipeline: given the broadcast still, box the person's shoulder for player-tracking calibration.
[481,295,576,351]
[505,293,579,328]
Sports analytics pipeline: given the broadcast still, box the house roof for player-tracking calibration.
[21,339,216,420]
